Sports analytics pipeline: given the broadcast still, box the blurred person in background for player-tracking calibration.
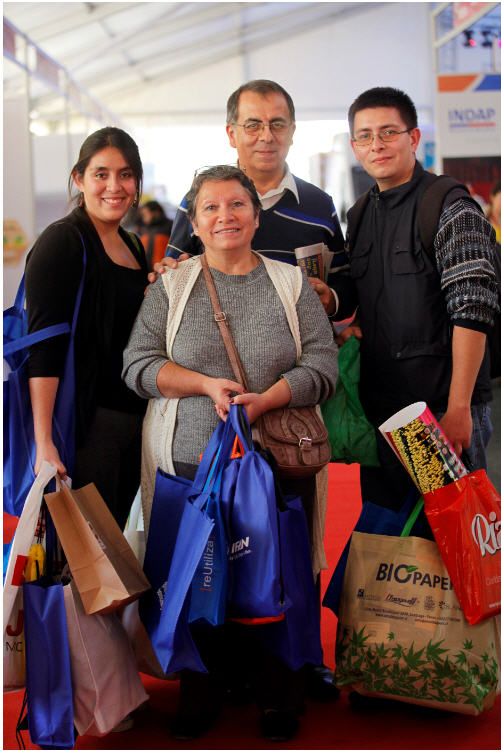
[139,200,173,271]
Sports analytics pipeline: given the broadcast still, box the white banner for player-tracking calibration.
[436,74,501,159]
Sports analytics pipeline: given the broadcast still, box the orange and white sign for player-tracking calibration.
[436,73,501,158]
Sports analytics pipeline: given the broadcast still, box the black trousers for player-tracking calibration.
[73,406,143,530]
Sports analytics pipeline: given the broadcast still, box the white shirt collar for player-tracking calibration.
[258,164,299,209]
[236,162,299,210]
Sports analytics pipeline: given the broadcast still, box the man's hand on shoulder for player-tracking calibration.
[308,277,336,315]
[147,253,190,284]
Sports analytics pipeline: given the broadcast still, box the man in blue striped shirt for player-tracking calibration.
[164,79,355,321]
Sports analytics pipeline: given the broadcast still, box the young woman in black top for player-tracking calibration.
[26,127,148,527]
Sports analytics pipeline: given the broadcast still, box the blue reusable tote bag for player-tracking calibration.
[3,230,87,517]
[188,447,230,627]
[257,494,323,670]
[140,417,232,672]
[222,405,285,621]
[23,577,75,749]
[139,467,206,674]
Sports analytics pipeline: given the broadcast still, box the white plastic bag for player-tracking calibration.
[123,488,146,566]
[3,461,58,692]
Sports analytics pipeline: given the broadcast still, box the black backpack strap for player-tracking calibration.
[348,174,478,261]
[346,189,371,252]
[417,174,476,256]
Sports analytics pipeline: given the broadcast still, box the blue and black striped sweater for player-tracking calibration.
[166,175,355,321]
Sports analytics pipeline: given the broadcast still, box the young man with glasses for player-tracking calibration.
[165,79,355,321]
[342,86,499,514]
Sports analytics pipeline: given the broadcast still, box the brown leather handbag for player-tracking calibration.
[201,254,331,479]
[257,406,330,479]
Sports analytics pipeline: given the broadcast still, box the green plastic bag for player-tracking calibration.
[321,336,379,466]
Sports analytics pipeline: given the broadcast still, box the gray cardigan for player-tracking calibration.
[123,259,337,467]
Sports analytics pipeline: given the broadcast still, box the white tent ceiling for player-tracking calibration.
[3,1,395,128]
[4,2,501,130]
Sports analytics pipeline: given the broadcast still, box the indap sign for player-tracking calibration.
[448,106,496,129]
[437,74,501,158]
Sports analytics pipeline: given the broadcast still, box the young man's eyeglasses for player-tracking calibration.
[352,128,413,147]
[233,120,291,136]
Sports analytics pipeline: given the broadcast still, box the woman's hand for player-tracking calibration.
[34,439,67,479]
[230,378,292,424]
[206,378,245,420]
[230,392,267,424]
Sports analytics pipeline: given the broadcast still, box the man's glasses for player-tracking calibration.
[352,128,413,147]
[233,120,291,136]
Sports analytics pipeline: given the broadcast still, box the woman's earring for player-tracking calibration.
[133,194,139,208]
[78,192,84,207]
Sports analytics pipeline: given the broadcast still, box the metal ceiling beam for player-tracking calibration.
[75,2,382,93]
[20,2,143,42]
[100,2,388,104]
[67,1,250,73]
[18,1,389,123]
[27,2,308,105]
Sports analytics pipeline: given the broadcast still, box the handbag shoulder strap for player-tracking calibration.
[200,253,249,391]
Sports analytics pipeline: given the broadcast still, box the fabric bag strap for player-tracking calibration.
[4,322,70,357]
[6,228,87,358]
[400,497,425,538]
[200,253,249,391]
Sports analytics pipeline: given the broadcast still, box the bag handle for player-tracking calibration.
[200,253,249,391]
[400,497,425,538]
[3,322,70,358]
[226,402,254,453]
[6,230,87,359]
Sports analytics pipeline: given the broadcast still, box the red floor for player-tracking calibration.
[4,464,501,749]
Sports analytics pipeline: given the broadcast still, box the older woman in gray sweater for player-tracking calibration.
[123,165,337,743]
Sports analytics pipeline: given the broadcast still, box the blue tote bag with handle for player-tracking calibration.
[22,509,75,749]
[140,417,233,672]
[222,405,285,621]
[257,494,323,670]
[3,229,87,516]
[23,578,75,749]
[188,457,229,627]
[140,467,207,674]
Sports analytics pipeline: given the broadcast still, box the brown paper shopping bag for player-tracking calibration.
[45,483,150,615]
[334,531,499,715]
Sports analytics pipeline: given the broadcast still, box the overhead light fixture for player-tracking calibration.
[481,29,494,47]
[462,29,476,46]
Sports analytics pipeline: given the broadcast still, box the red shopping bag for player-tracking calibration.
[424,470,501,625]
